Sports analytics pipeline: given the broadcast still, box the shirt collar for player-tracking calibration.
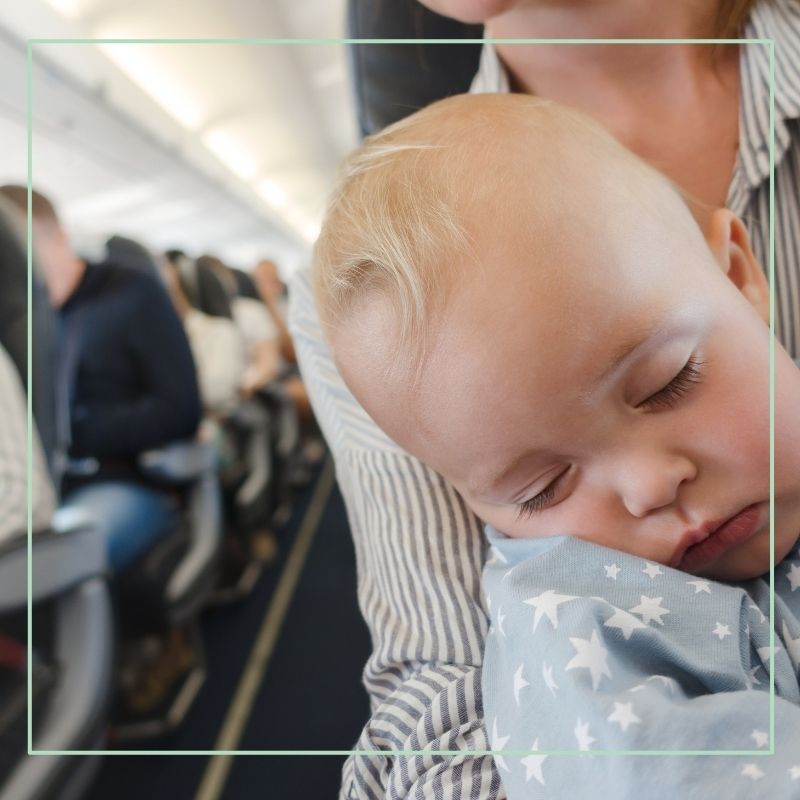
[470,42,508,94]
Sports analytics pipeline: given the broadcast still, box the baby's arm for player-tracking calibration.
[482,534,800,799]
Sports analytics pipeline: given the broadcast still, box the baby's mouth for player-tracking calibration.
[670,503,767,572]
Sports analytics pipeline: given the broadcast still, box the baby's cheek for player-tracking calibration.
[730,406,770,471]
[704,367,770,475]
[485,507,548,540]
[775,360,800,494]
[462,498,524,539]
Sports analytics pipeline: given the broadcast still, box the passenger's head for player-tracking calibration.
[253,258,285,303]
[160,256,192,319]
[314,93,800,580]
[0,184,83,307]
[197,254,236,297]
[164,248,188,265]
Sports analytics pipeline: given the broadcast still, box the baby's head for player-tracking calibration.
[314,93,800,581]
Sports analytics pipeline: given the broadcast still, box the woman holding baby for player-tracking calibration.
[289,1,800,797]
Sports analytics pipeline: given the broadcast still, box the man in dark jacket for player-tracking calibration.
[1,185,201,571]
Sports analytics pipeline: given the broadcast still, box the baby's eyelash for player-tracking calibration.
[514,357,703,521]
[639,355,705,410]
[516,469,569,520]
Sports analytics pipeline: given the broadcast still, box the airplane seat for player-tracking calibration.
[177,255,291,599]
[105,235,160,277]
[83,236,224,633]
[227,266,301,524]
[108,440,222,633]
[60,438,223,741]
[174,251,234,319]
[0,201,113,800]
[42,233,223,739]
[346,0,482,137]
[0,523,113,800]
[0,196,58,473]
[231,266,260,300]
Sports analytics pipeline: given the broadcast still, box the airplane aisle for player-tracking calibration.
[83,457,372,800]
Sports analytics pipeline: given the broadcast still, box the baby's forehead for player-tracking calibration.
[408,99,693,237]
[318,94,712,437]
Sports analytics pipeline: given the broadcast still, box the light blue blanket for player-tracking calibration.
[482,529,800,799]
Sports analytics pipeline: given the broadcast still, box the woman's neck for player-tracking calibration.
[484,1,742,222]
[487,0,727,101]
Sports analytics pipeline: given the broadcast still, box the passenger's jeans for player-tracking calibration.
[62,481,178,572]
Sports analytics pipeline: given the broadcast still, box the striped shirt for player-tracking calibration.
[0,342,55,544]
[289,3,800,797]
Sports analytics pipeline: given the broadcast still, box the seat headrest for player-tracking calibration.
[106,234,159,276]
[347,0,483,136]
[178,257,234,319]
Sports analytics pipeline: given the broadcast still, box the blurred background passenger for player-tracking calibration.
[198,254,281,399]
[253,258,294,361]
[161,252,246,418]
[252,258,314,426]
[0,185,201,574]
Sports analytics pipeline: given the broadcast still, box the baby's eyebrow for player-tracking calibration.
[579,317,673,404]
[468,449,563,501]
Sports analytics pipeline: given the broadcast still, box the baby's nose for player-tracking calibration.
[619,452,697,518]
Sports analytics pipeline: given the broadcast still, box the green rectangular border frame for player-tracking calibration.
[27,36,776,758]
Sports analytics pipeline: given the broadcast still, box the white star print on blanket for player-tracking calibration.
[482,530,800,799]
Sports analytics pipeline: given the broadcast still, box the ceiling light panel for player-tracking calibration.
[98,43,206,130]
[43,0,84,18]
[202,128,260,180]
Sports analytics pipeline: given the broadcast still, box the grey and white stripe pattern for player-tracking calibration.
[291,273,498,800]
[290,3,800,797]
[0,343,55,544]
[736,0,800,354]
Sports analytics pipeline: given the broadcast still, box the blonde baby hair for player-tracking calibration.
[312,93,698,377]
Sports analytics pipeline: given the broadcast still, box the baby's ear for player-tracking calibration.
[705,208,769,323]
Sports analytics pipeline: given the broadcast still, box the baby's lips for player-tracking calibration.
[674,503,766,572]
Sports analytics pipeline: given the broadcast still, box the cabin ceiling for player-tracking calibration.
[0,0,359,275]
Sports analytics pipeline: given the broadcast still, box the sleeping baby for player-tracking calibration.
[312,93,800,798]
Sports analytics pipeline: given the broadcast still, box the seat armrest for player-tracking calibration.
[223,398,269,429]
[138,439,216,484]
[51,505,97,536]
[0,576,114,800]
[0,526,106,613]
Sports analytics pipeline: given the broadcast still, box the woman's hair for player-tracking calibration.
[715,0,759,37]
[711,0,760,64]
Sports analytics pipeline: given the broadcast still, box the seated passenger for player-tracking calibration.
[198,255,280,399]
[0,186,201,573]
[161,254,246,417]
[312,95,800,796]
[253,258,323,466]
[253,258,312,417]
